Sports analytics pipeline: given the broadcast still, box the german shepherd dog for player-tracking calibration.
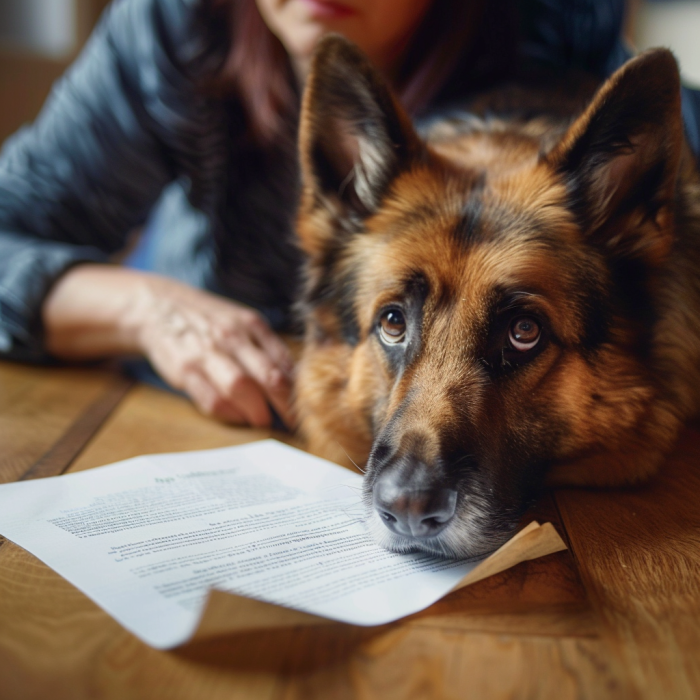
[293,36,700,558]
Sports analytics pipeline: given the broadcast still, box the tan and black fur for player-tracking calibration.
[294,36,700,558]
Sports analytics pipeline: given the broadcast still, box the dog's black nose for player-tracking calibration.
[373,462,457,539]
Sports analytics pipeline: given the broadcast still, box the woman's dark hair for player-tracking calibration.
[212,0,495,148]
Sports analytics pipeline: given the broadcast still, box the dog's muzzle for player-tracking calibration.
[372,457,457,539]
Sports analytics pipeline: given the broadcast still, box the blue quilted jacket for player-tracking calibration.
[1,0,698,359]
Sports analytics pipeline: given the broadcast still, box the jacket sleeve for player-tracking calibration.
[0,0,224,360]
[518,0,628,77]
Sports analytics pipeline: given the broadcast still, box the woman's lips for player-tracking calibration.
[297,0,358,20]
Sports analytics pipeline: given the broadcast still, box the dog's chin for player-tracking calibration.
[364,508,514,560]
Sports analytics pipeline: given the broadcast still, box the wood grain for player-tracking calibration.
[68,381,297,472]
[556,427,700,700]
[20,374,133,481]
[0,362,132,485]
[2,363,699,699]
[271,627,627,700]
[0,544,281,700]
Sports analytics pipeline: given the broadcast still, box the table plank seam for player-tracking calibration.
[0,374,134,550]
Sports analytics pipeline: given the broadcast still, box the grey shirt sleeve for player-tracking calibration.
[0,0,223,360]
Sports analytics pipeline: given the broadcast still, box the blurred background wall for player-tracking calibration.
[0,0,109,144]
[632,0,700,87]
[0,0,698,146]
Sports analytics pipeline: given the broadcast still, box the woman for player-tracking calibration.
[0,0,698,428]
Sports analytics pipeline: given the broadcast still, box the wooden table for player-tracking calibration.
[0,360,698,700]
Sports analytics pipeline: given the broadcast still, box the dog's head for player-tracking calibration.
[296,36,686,557]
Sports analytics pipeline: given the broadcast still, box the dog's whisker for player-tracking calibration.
[335,442,367,474]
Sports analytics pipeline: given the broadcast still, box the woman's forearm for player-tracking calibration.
[41,264,295,427]
[42,264,149,359]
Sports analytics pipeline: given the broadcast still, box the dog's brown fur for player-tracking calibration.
[293,36,700,556]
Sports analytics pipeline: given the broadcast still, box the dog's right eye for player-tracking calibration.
[508,316,541,352]
[379,309,407,344]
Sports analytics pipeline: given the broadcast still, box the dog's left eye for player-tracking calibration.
[379,309,407,344]
[508,316,541,351]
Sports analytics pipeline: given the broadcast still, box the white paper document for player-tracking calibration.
[0,440,565,649]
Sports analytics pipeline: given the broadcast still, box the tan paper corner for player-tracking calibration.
[450,521,567,592]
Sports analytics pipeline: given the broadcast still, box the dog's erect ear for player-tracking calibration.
[546,49,683,264]
[298,35,422,251]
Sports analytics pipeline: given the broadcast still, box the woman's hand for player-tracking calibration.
[43,265,295,428]
[134,277,294,427]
